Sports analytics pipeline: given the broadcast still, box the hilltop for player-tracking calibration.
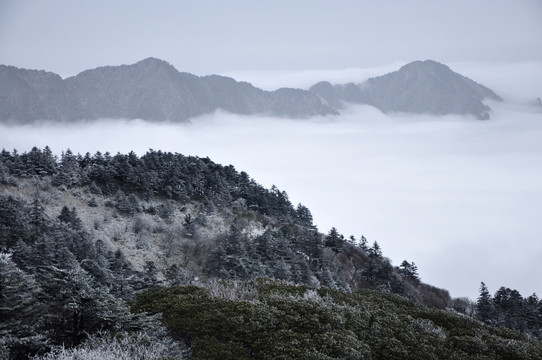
[1,147,540,359]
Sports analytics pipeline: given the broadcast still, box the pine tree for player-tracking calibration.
[295,203,315,229]
[57,206,83,231]
[324,227,345,253]
[29,193,48,240]
[358,235,369,251]
[398,260,420,280]
[0,253,46,354]
[476,282,494,323]
[52,149,81,188]
[89,181,102,195]
[368,241,382,258]
[41,264,137,347]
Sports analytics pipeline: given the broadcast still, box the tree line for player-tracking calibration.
[477,282,542,338]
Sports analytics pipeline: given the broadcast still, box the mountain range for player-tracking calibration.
[0,58,337,123]
[0,58,501,123]
[310,60,502,119]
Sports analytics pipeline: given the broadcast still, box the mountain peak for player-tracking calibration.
[365,60,502,118]
[310,60,501,119]
[402,59,448,68]
[131,57,179,75]
[135,57,175,68]
[399,59,451,74]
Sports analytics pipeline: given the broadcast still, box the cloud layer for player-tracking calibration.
[1,62,541,299]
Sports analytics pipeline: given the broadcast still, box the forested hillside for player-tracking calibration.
[1,147,541,359]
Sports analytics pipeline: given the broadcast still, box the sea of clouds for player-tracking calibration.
[1,61,541,299]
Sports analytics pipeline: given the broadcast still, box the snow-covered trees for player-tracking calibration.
[52,149,81,188]
[476,282,542,337]
[477,282,495,323]
[210,221,253,280]
[398,260,420,280]
[294,203,315,228]
[324,227,345,252]
[2,146,541,357]
[0,253,46,356]
[0,191,164,357]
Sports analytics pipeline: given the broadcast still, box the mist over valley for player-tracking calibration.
[2,60,541,300]
[2,1,542,357]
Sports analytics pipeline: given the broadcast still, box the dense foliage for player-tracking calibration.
[476,282,542,338]
[0,196,167,358]
[0,147,449,301]
[1,147,541,358]
[0,146,295,220]
[132,280,542,360]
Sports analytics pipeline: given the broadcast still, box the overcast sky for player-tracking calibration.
[1,0,541,76]
[1,1,541,299]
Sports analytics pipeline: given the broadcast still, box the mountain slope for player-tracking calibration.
[133,282,542,360]
[310,60,502,119]
[1,147,541,359]
[0,65,87,123]
[1,58,502,123]
[0,58,337,123]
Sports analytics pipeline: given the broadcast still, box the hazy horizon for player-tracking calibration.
[1,1,541,77]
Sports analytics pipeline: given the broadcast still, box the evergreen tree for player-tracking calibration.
[143,260,160,287]
[324,227,345,252]
[89,181,102,195]
[493,287,525,330]
[0,194,31,249]
[368,241,382,258]
[57,206,83,231]
[28,193,48,239]
[210,221,254,280]
[0,253,46,355]
[88,196,98,207]
[165,264,187,286]
[476,282,494,323]
[52,149,81,188]
[40,265,137,347]
[358,235,369,251]
[398,260,420,280]
[524,293,541,337]
[295,203,315,229]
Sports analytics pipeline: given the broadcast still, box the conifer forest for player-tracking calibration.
[1,147,541,359]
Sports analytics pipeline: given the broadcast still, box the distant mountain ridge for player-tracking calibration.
[0,58,337,123]
[310,60,502,119]
[0,58,501,123]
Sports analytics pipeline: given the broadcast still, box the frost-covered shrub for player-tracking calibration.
[33,332,188,360]
[132,215,152,234]
[204,279,259,303]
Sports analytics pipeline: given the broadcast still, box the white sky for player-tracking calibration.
[1,1,541,299]
[0,1,541,76]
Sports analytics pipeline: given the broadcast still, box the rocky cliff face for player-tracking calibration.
[311,60,502,119]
